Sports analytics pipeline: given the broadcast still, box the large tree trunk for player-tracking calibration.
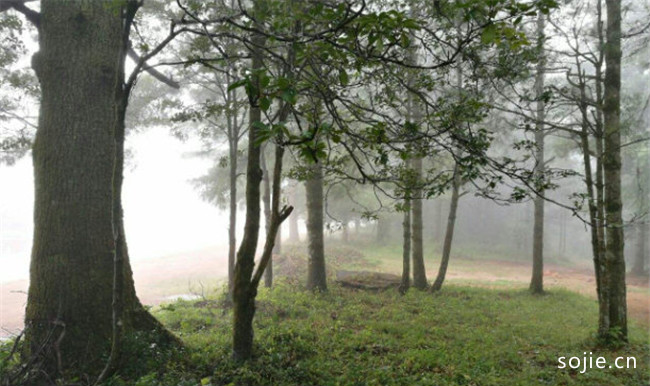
[25,1,172,378]
[305,162,327,291]
[411,157,427,289]
[601,0,627,342]
[431,164,461,292]
[530,11,546,294]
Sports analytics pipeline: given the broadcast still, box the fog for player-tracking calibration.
[1,128,230,283]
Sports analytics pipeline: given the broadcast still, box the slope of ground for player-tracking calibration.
[141,284,649,386]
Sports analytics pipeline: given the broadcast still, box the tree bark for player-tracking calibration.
[24,1,118,377]
[411,157,427,289]
[601,0,627,342]
[305,162,327,291]
[431,164,461,292]
[399,200,411,294]
[25,1,174,378]
[530,11,546,295]
[631,145,648,276]
[261,147,273,288]
[232,28,265,360]
[227,95,239,298]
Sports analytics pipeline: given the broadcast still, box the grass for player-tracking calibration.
[354,237,585,271]
[2,243,646,386]
[119,281,649,386]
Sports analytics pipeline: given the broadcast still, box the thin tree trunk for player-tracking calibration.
[232,27,265,360]
[601,0,627,342]
[411,157,427,289]
[261,147,273,288]
[342,221,350,243]
[530,11,546,294]
[631,154,648,275]
[632,219,647,275]
[399,199,411,294]
[594,0,610,337]
[227,104,238,298]
[306,162,327,291]
[431,164,461,292]
[288,185,300,242]
[580,90,607,329]
[435,198,444,244]
[376,215,390,244]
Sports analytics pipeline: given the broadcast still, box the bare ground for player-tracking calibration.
[1,245,229,338]
[1,245,648,338]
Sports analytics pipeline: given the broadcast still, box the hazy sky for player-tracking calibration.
[0,128,233,283]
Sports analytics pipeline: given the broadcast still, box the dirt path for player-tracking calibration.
[1,245,229,338]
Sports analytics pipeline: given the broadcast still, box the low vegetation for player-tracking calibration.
[103,282,646,386]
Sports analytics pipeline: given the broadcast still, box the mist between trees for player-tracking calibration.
[0,0,648,385]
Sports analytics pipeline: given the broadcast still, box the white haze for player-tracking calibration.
[0,128,234,283]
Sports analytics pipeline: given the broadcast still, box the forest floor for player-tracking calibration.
[145,282,650,385]
[1,240,648,337]
[359,241,650,330]
[1,242,649,385]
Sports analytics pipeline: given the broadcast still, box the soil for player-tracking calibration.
[1,245,648,338]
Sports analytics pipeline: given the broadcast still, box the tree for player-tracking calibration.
[0,1,184,381]
[306,161,327,291]
[601,0,627,342]
[399,180,411,294]
[431,163,462,292]
[530,10,546,294]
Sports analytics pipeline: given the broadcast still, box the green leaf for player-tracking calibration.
[481,24,497,44]
[228,79,248,92]
[339,70,349,86]
[281,89,297,105]
[259,96,271,111]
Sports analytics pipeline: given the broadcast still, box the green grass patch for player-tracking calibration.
[125,282,650,386]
